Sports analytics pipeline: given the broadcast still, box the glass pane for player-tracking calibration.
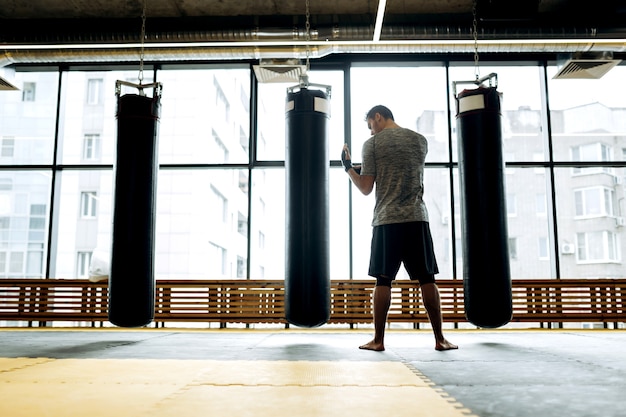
[449,65,545,165]
[453,166,555,280]
[505,167,554,278]
[157,66,251,164]
[249,168,348,281]
[350,64,449,164]
[423,168,454,279]
[0,170,51,278]
[58,69,154,165]
[257,70,344,161]
[548,65,626,163]
[53,170,113,278]
[554,168,624,278]
[0,70,58,165]
[350,168,374,279]
[249,168,284,279]
[156,169,248,279]
[330,168,350,279]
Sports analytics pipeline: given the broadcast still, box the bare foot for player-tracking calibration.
[435,339,458,351]
[359,340,385,351]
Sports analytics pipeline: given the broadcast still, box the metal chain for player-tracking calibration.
[305,0,311,73]
[138,0,147,84]
[472,0,480,81]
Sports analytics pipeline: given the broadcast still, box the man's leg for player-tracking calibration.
[420,282,458,351]
[359,282,391,351]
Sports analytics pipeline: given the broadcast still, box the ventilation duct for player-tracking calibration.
[0,76,19,91]
[1,23,626,67]
[253,59,306,83]
[553,52,622,79]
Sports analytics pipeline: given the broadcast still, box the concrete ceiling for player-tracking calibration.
[1,0,626,65]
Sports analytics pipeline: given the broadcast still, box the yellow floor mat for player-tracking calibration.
[0,359,475,417]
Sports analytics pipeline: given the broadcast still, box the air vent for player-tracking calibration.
[0,76,19,91]
[253,59,306,83]
[553,52,621,79]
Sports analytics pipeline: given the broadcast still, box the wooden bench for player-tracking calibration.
[0,278,624,328]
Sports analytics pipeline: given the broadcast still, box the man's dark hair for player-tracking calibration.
[365,105,394,121]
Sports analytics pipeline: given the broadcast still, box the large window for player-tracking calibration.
[0,59,624,282]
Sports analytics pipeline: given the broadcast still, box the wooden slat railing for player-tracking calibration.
[0,278,624,327]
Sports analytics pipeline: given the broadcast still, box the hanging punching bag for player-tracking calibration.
[456,85,512,328]
[109,88,160,327]
[284,87,331,328]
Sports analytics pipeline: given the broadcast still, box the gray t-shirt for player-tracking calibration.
[361,127,429,226]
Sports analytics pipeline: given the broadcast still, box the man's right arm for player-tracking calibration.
[347,170,375,195]
[342,143,375,195]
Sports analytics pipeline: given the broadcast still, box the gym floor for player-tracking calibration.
[0,328,624,417]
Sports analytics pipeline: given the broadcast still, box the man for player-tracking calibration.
[341,105,457,352]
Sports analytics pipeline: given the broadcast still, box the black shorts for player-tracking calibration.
[368,221,438,285]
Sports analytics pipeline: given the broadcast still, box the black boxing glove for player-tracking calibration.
[341,150,353,172]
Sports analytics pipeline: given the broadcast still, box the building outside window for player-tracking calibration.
[77,251,92,277]
[214,77,230,125]
[82,134,101,161]
[576,231,619,263]
[208,241,227,276]
[80,192,97,218]
[1,138,15,158]
[9,251,24,275]
[535,193,547,216]
[572,143,613,175]
[237,212,247,236]
[574,187,614,217]
[86,79,103,105]
[0,252,6,276]
[509,237,518,260]
[29,204,46,242]
[507,193,517,217]
[538,237,549,260]
[211,130,228,162]
[22,82,35,102]
[236,255,245,278]
[209,186,227,223]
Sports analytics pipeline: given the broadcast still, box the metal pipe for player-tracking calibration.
[2,24,624,45]
[1,24,625,66]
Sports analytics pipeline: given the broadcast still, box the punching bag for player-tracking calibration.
[108,90,160,327]
[284,87,331,328]
[456,85,512,328]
